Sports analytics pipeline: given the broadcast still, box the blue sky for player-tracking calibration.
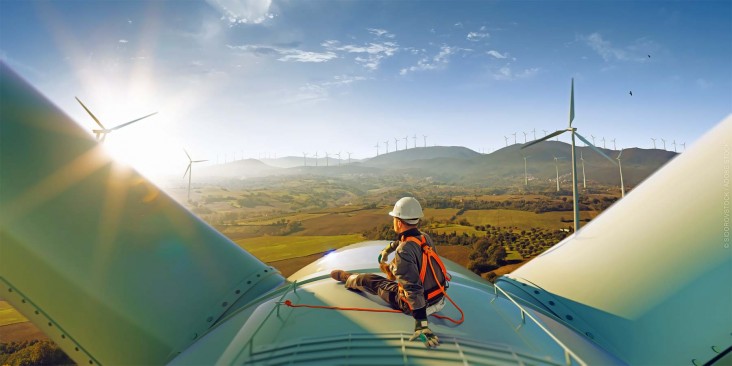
[1,0,730,181]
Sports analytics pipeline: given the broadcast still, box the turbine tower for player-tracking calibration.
[580,151,587,189]
[611,138,616,150]
[532,128,536,140]
[325,152,330,167]
[522,154,530,187]
[374,142,379,156]
[347,152,352,165]
[591,134,596,145]
[512,132,517,145]
[661,138,666,150]
[651,138,657,149]
[302,152,308,166]
[617,149,625,197]
[75,97,157,142]
[522,131,528,143]
[183,149,207,202]
[423,135,427,148]
[522,78,616,232]
[336,152,341,167]
[394,137,399,151]
[672,140,677,152]
[504,136,509,147]
[553,155,561,192]
[602,137,606,149]
[681,142,686,151]
[315,151,319,167]
[404,136,408,150]
[384,140,389,153]
[412,134,417,148]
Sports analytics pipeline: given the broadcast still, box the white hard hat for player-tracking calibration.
[389,197,424,224]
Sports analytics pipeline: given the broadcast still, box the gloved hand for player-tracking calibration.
[409,320,439,348]
[377,241,396,263]
[379,262,396,281]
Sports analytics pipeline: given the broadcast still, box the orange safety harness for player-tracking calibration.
[284,236,464,325]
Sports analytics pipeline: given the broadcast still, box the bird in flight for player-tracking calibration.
[629,91,633,96]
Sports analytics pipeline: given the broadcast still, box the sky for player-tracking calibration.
[1,0,731,183]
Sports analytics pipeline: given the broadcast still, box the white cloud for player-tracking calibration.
[492,65,539,80]
[400,45,455,75]
[119,39,128,44]
[486,50,507,59]
[580,33,654,62]
[467,31,489,42]
[368,28,395,39]
[227,44,337,63]
[323,40,399,71]
[205,0,274,25]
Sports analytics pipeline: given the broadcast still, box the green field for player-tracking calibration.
[0,300,28,327]
[429,224,486,236]
[460,209,597,230]
[234,234,365,262]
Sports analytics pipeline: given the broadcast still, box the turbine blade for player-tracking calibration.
[192,159,208,163]
[618,149,623,159]
[183,164,191,178]
[183,148,192,161]
[110,112,157,131]
[569,78,575,127]
[575,132,617,165]
[522,129,566,149]
[75,97,105,129]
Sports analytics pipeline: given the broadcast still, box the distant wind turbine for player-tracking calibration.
[512,132,517,145]
[580,151,586,189]
[522,153,530,187]
[617,149,625,197]
[423,135,428,148]
[302,152,308,166]
[553,155,562,192]
[672,140,677,152]
[611,138,616,150]
[590,134,596,145]
[522,78,616,232]
[325,152,330,167]
[651,138,657,149]
[522,131,528,143]
[404,136,409,150]
[532,128,536,140]
[681,142,686,151]
[336,152,341,167]
[602,137,606,149]
[504,136,509,147]
[315,151,319,167]
[75,97,157,142]
[413,134,417,148]
[661,138,666,150]
[394,137,399,152]
[374,142,379,156]
[347,152,352,165]
[543,129,548,137]
[183,149,207,202]
[384,140,389,153]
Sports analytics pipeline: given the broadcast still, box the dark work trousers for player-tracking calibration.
[345,273,413,314]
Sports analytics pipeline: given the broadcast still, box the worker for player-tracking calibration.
[331,197,448,348]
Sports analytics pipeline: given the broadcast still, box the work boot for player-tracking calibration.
[330,269,352,282]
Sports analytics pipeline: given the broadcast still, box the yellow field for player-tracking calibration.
[422,208,461,221]
[429,224,486,236]
[460,209,598,230]
[0,300,28,327]
[234,234,365,262]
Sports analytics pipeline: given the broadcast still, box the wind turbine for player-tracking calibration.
[681,142,686,151]
[315,151,319,166]
[404,136,408,149]
[522,78,616,232]
[532,128,536,140]
[347,152,352,164]
[302,152,308,166]
[394,137,399,151]
[543,129,548,137]
[580,151,587,189]
[651,138,657,149]
[522,131,528,143]
[661,138,666,150]
[423,135,427,148]
[672,140,677,152]
[384,140,389,153]
[512,132,517,144]
[325,152,330,167]
[374,142,379,156]
[183,149,207,202]
[553,155,562,192]
[412,134,417,148]
[591,134,596,145]
[611,138,616,150]
[336,152,341,167]
[602,137,606,149]
[75,97,157,142]
[617,149,625,197]
[504,136,509,147]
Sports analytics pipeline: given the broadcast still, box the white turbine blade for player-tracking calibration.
[618,149,623,159]
[575,132,617,165]
[522,129,566,149]
[75,97,106,129]
[183,149,192,162]
[110,112,158,131]
[183,163,191,178]
[569,78,575,127]
[192,159,208,163]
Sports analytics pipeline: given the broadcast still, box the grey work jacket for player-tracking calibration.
[389,230,441,311]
